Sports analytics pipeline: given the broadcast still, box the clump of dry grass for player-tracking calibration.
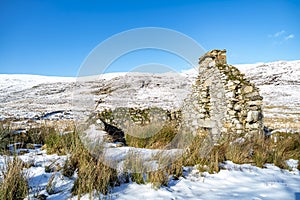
[271,132,300,169]
[182,134,207,166]
[44,128,75,155]
[125,122,177,149]
[222,137,252,165]
[57,128,118,197]
[0,123,10,154]
[71,156,118,196]
[119,149,184,189]
[147,169,168,189]
[179,129,300,172]
[122,151,146,184]
[25,125,120,197]
[178,130,222,173]
[252,141,273,168]
[220,132,300,170]
[0,122,75,155]
[0,157,28,200]
[146,153,184,188]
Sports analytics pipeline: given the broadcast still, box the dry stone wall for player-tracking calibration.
[98,107,180,131]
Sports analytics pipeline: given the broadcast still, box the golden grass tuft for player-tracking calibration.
[125,122,177,149]
[56,128,119,197]
[0,157,28,200]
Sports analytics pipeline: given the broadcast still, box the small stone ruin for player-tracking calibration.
[96,49,264,144]
[180,49,264,143]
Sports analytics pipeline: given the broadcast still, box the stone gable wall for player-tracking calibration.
[180,50,263,143]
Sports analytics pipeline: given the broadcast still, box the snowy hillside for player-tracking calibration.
[236,60,300,107]
[0,74,74,119]
[0,61,299,200]
[0,60,299,131]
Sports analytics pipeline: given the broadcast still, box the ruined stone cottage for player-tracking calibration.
[97,49,264,144]
[180,49,264,143]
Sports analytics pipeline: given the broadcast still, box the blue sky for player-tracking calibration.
[0,0,299,76]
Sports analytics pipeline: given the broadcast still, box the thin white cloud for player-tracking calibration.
[284,34,295,40]
[269,30,295,44]
[268,30,285,38]
[273,30,285,37]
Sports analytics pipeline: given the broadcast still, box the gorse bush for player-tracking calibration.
[0,157,28,200]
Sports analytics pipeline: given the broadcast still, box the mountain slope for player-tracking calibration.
[0,60,299,132]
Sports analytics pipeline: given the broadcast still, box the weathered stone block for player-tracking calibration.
[233,104,242,111]
[246,111,260,123]
[242,85,253,94]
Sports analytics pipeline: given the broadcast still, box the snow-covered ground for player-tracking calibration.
[107,161,300,200]
[1,151,299,200]
[0,150,300,200]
